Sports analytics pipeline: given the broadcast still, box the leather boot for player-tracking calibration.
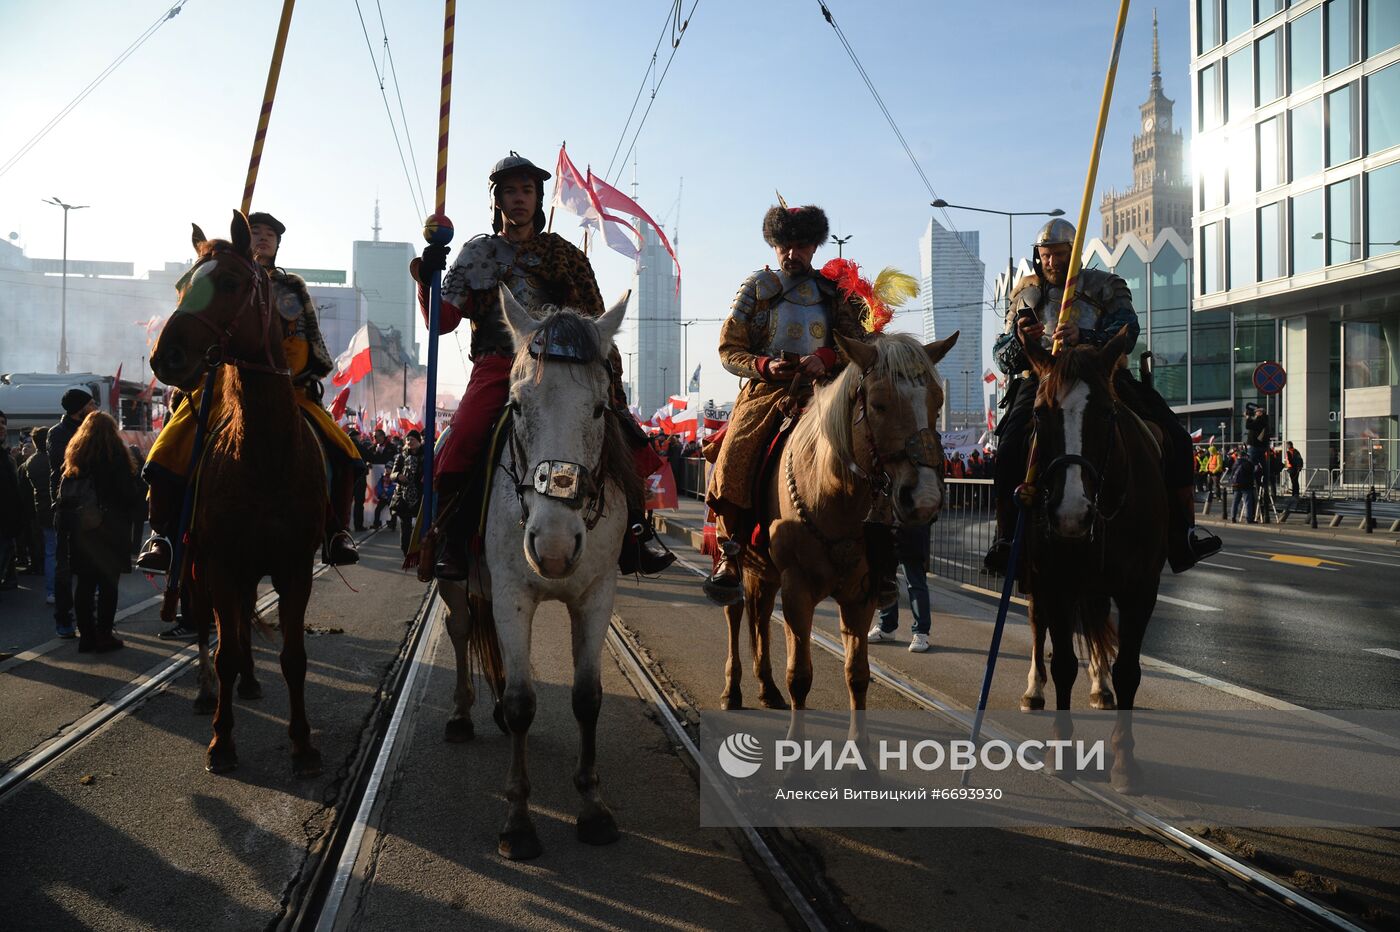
[983,495,1016,575]
[433,475,470,581]
[618,509,676,575]
[703,541,744,606]
[322,529,360,566]
[1168,485,1221,573]
[135,536,172,574]
[865,523,899,609]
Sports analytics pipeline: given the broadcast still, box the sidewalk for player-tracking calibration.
[1195,500,1400,546]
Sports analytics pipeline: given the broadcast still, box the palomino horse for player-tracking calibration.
[722,331,958,717]
[1017,327,1167,793]
[440,285,636,861]
[150,211,326,777]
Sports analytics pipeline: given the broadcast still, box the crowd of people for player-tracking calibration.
[1192,404,1305,524]
[347,425,424,555]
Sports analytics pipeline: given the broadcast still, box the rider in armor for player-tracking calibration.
[137,212,362,572]
[984,218,1220,574]
[702,202,877,606]
[411,151,674,580]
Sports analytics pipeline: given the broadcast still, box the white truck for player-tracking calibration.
[0,372,162,451]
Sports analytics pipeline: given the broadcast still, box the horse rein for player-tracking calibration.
[173,249,290,377]
[1034,401,1128,539]
[849,371,944,499]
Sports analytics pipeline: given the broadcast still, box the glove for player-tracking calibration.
[419,244,450,278]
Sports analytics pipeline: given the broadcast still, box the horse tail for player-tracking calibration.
[250,603,281,643]
[465,593,506,703]
[1074,597,1118,669]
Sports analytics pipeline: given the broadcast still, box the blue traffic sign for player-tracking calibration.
[1253,360,1287,395]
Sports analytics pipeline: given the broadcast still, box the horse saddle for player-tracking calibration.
[748,410,803,550]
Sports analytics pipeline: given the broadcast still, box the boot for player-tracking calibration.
[618,509,676,575]
[982,495,1015,575]
[433,476,470,581]
[703,540,744,606]
[322,529,360,566]
[1168,485,1221,574]
[135,536,172,574]
[865,523,899,610]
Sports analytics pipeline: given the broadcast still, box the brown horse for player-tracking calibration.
[150,211,326,777]
[722,331,957,718]
[1017,327,1168,793]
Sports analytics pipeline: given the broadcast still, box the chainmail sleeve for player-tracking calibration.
[1080,270,1140,353]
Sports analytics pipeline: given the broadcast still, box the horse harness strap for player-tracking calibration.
[1035,401,1129,539]
[175,249,291,378]
[500,402,610,531]
[849,372,943,497]
[784,445,860,568]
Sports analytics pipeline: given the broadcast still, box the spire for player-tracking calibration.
[1152,8,1160,78]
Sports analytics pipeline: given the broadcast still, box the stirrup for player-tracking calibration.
[136,536,173,575]
[702,542,744,606]
[1187,526,1222,559]
[323,531,360,566]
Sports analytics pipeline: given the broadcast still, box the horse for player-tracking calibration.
[440,285,636,861]
[1016,326,1168,793]
[721,330,958,722]
[149,211,326,778]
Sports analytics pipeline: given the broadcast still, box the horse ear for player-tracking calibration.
[924,330,959,366]
[230,210,252,257]
[191,223,207,252]
[1098,325,1134,372]
[498,284,541,348]
[1023,334,1054,380]
[834,332,878,370]
[593,290,629,353]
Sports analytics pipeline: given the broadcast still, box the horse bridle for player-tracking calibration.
[172,248,289,377]
[1034,401,1127,538]
[849,371,944,498]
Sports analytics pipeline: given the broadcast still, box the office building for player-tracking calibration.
[919,218,984,428]
[625,223,681,416]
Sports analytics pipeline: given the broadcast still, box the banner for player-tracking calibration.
[645,461,680,511]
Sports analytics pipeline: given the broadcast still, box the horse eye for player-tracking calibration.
[872,402,887,414]
[592,403,605,419]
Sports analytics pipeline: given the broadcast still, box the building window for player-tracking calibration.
[1199,0,1222,54]
[1117,250,1146,302]
[1199,63,1223,132]
[1258,116,1284,189]
[1328,177,1360,264]
[1290,97,1324,180]
[1227,129,1254,202]
[1233,315,1278,422]
[1326,0,1359,75]
[1369,0,1400,57]
[1290,7,1323,91]
[1227,45,1253,121]
[1367,62,1400,154]
[1192,309,1232,402]
[1258,0,1285,19]
[1326,83,1358,166]
[1291,187,1325,274]
[1259,201,1285,280]
[1200,222,1223,294]
[1229,215,1255,288]
[1226,0,1252,39]
[1257,30,1283,104]
[1341,416,1396,479]
[1367,161,1400,258]
[1343,321,1398,389]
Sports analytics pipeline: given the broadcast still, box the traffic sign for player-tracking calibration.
[1253,360,1287,395]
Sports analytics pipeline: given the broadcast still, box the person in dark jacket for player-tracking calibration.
[388,430,424,555]
[47,388,98,638]
[0,410,21,591]
[1229,451,1257,524]
[22,427,56,601]
[57,412,145,652]
[348,425,370,531]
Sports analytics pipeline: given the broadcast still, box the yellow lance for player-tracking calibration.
[241,0,297,215]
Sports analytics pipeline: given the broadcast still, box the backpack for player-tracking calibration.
[59,475,104,532]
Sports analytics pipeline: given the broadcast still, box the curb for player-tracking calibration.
[1195,512,1400,546]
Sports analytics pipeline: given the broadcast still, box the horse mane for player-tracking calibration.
[510,305,642,506]
[1035,344,1119,408]
[789,332,936,506]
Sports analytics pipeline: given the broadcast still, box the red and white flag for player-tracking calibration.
[551,147,603,230]
[329,385,351,421]
[983,369,997,384]
[1190,427,1204,441]
[332,325,373,386]
[589,169,680,282]
[667,394,689,411]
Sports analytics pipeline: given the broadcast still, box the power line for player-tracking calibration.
[0,1,193,181]
[352,0,426,221]
[607,0,702,187]
[602,2,679,184]
[375,0,429,215]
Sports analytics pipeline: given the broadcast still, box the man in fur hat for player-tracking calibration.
[411,151,674,580]
[138,212,362,572]
[702,202,868,605]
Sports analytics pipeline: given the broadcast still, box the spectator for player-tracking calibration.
[372,468,396,530]
[1244,403,1270,468]
[1229,452,1257,523]
[666,434,685,488]
[366,428,394,529]
[1267,446,1283,497]
[21,427,57,602]
[56,412,145,652]
[867,523,934,653]
[48,389,98,638]
[388,430,424,555]
[0,410,21,591]
[12,431,39,576]
[348,425,370,531]
[1205,445,1223,497]
[1284,441,1303,497]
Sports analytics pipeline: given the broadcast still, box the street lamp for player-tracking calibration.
[678,320,695,395]
[624,350,637,404]
[42,196,89,374]
[931,199,1064,319]
[830,233,853,258]
[961,369,972,427]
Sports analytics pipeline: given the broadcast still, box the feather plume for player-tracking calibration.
[819,259,919,333]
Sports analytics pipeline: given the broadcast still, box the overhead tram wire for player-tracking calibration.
[602,1,682,184]
[353,0,427,221]
[608,0,702,187]
[814,1,1000,310]
[375,0,430,216]
[0,0,193,181]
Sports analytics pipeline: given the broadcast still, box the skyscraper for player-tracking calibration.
[919,217,984,428]
[624,223,680,416]
[352,239,417,360]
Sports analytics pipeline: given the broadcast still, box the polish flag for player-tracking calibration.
[1190,427,1203,441]
[668,394,689,411]
[329,385,350,420]
[552,147,604,230]
[983,369,997,384]
[672,404,699,440]
[398,405,419,433]
[589,169,680,283]
[332,325,373,387]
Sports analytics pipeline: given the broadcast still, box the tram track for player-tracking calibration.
[657,547,1372,932]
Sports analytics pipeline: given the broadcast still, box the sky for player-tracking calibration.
[0,0,1189,402]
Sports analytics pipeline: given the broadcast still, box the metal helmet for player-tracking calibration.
[1031,218,1076,281]
[489,151,551,234]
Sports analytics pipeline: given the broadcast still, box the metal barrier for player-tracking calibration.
[677,456,707,501]
[928,478,999,589]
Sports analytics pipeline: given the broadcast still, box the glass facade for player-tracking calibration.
[1259,201,1284,280]
[1292,187,1326,274]
[1199,0,1221,53]
[1200,63,1223,131]
[1229,214,1255,288]
[1201,223,1222,294]
[1326,83,1357,166]
[1344,319,1398,388]
[1233,314,1278,428]
[1226,0,1252,40]
[1193,310,1232,402]
[1341,415,1396,478]
[1258,0,1284,19]
[1150,248,1189,404]
[1328,177,1360,264]
[1291,97,1324,180]
[1290,7,1323,91]
[1326,0,1359,75]
[1258,116,1284,189]
[1227,45,1253,121]
[1257,30,1283,104]
[1368,0,1400,57]
[1368,162,1400,258]
[1368,63,1400,155]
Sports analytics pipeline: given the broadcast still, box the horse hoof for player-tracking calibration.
[237,680,263,701]
[492,701,508,735]
[498,828,543,861]
[1111,764,1143,795]
[1089,691,1116,711]
[720,694,743,711]
[206,748,239,774]
[1020,696,1046,712]
[577,811,620,846]
[292,748,323,779]
[193,695,216,715]
[758,690,789,711]
[443,717,475,743]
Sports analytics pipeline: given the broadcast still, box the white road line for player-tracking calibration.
[0,592,164,676]
[1197,561,1245,572]
[1364,648,1400,661]
[1155,594,1222,613]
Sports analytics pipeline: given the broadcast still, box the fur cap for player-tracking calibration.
[762,204,829,247]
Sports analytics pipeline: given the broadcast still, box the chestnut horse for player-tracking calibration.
[150,211,325,777]
[722,331,957,721]
[1017,327,1167,793]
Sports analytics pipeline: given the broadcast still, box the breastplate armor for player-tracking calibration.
[763,272,831,357]
[1027,283,1101,351]
[454,235,551,311]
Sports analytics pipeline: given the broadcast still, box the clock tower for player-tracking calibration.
[1100,10,1191,249]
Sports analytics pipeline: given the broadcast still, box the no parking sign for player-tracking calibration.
[1252,361,1287,395]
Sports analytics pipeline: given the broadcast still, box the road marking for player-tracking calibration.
[1247,550,1345,570]
[1272,543,1400,569]
[1156,594,1222,613]
[0,592,164,676]
[1364,648,1400,661]
[1197,560,1245,572]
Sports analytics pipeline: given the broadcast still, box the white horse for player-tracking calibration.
[439,285,633,861]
